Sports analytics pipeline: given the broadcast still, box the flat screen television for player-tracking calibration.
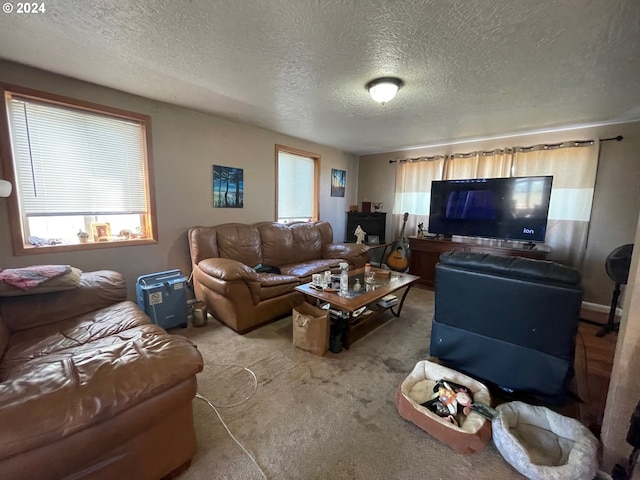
[428,175,553,243]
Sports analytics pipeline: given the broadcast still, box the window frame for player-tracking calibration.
[0,83,158,255]
[275,144,320,223]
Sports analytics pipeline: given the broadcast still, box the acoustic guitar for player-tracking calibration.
[386,212,410,272]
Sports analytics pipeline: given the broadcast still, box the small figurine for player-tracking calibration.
[354,225,366,244]
[417,222,425,238]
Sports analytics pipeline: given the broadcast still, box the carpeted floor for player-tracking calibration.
[175,287,525,480]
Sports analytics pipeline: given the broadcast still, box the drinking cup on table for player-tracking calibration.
[312,274,322,286]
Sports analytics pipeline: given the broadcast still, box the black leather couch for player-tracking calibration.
[429,251,583,405]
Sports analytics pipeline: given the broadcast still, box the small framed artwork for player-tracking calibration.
[367,235,380,245]
[331,168,346,197]
[213,165,244,208]
[92,222,112,242]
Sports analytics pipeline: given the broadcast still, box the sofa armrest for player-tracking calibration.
[323,243,370,269]
[194,258,261,305]
[196,258,259,282]
[0,270,127,333]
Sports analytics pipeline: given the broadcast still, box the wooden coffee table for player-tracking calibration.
[295,267,420,348]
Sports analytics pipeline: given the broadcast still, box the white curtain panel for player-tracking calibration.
[392,157,445,240]
[512,142,599,268]
[391,141,599,268]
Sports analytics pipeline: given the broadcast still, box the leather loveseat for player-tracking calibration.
[188,221,369,333]
[0,270,204,480]
[429,251,583,405]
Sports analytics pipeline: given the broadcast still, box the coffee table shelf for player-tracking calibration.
[295,267,419,348]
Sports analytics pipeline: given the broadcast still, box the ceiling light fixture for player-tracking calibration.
[366,77,404,104]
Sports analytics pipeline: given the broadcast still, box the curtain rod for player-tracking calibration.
[388,135,623,164]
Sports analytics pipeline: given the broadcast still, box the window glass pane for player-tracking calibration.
[2,87,156,251]
[7,97,147,215]
[277,150,315,223]
[27,214,144,245]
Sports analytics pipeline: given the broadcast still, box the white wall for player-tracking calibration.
[0,60,358,298]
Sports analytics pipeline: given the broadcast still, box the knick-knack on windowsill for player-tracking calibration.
[77,229,90,243]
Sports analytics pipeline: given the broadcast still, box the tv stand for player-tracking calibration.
[408,236,549,288]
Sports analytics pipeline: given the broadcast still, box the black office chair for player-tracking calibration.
[597,244,634,337]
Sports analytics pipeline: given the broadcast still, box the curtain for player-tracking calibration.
[442,149,515,247]
[512,141,599,268]
[392,157,445,240]
[444,150,513,180]
[391,140,599,269]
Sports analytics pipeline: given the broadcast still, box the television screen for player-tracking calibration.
[428,176,553,242]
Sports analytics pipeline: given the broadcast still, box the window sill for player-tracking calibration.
[14,238,158,255]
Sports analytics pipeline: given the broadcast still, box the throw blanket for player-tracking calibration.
[0,265,71,290]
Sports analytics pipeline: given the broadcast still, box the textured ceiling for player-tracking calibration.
[0,0,639,155]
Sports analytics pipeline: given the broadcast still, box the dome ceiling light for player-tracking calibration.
[366,77,404,104]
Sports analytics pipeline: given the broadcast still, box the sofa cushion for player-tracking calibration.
[257,223,295,267]
[255,273,299,301]
[1,301,150,378]
[439,252,582,286]
[290,223,325,263]
[216,224,262,267]
[0,270,127,333]
[0,322,202,459]
[280,259,343,280]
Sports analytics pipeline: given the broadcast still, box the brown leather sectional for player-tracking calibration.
[188,221,369,333]
[0,270,203,480]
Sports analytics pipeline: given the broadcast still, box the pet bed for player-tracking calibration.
[492,401,599,480]
[395,360,492,454]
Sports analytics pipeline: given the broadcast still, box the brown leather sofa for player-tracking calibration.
[188,221,369,333]
[0,270,204,480]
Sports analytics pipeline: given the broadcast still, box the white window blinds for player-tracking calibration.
[277,150,315,221]
[7,97,148,216]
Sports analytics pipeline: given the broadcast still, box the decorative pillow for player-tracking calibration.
[0,267,83,297]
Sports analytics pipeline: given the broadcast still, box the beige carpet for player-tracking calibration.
[175,287,525,480]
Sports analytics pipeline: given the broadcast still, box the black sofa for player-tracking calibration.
[429,251,583,405]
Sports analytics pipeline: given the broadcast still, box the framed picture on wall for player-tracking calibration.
[213,165,244,208]
[331,168,346,197]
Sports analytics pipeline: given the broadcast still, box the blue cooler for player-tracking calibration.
[136,269,188,329]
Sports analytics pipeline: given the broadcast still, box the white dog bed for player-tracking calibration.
[395,360,492,454]
[492,401,599,480]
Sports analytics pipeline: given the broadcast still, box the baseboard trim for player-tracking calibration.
[582,301,621,316]
[580,301,621,325]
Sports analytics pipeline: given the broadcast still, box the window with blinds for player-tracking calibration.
[276,146,319,223]
[1,85,157,253]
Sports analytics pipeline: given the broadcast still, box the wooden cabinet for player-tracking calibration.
[345,212,386,243]
[408,236,548,288]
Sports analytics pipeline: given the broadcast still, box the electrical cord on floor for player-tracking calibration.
[576,329,593,403]
[195,364,267,480]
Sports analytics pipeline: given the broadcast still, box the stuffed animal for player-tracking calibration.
[437,383,458,415]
